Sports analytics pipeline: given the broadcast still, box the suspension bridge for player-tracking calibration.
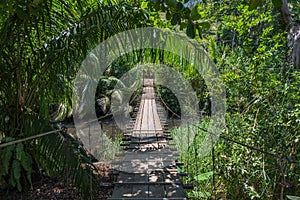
[1,77,298,199]
[108,78,189,200]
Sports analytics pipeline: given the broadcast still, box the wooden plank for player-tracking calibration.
[113,182,182,185]
[141,100,150,134]
[117,150,179,156]
[133,99,145,137]
[164,174,186,198]
[116,172,135,183]
[112,173,134,198]
[148,172,165,198]
[165,184,186,198]
[110,79,186,199]
[133,81,163,138]
[111,159,175,173]
[131,173,148,198]
[111,185,133,198]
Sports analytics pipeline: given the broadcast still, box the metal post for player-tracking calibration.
[88,123,92,200]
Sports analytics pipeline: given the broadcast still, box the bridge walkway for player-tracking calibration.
[109,78,187,200]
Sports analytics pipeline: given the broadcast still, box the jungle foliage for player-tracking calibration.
[170,0,300,199]
[0,0,149,198]
[0,0,299,199]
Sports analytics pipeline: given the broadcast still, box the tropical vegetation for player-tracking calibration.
[0,0,299,199]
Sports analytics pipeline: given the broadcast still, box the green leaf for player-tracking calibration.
[3,137,15,142]
[166,11,171,20]
[21,152,32,173]
[209,39,217,59]
[180,21,187,30]
[12,159,22,191]
[1,145,15,175]
[8,173,16,187]
[141,2,148,9]
[196,191,212,198]
[186,20,195,39]
[176,2,184,11]
[198,21,210,30]
[171,13,180,25]
[190,4,201,20]
[165,0,177,8]
[182,7,191,18]
[249,0,263,11]
[287,196,300,200]
[16,143,24,161]
[194,171,213,181]
[16,180,22,192]
[12,160,21,180]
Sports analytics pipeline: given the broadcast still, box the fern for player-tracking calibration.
[34,129,99,199]
[0,138,33,192]
[1,144,14,175]
[12,160,21,191]
[0,0,150,197]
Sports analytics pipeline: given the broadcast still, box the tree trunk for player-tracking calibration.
[281,0,300,68]
[292,25,300,68]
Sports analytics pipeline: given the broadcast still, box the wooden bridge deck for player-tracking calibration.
[109,78,187,200]
[132,79,163,138]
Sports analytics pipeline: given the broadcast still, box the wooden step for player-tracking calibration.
[110,79,186,199]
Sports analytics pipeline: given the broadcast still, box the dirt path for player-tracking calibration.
[0,163,113,200]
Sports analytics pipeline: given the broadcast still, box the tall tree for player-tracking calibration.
[281,0,300,68]
[249,0,300,68]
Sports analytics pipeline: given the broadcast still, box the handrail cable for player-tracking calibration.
[0,129,62,149]
[192,124,300,166]
[157,91,181,119]
[78,87,142,126]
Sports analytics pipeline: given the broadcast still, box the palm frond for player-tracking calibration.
[0,0,152,197]
[34,129,99,199]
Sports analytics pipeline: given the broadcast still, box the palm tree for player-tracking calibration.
[0,0,150,198]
